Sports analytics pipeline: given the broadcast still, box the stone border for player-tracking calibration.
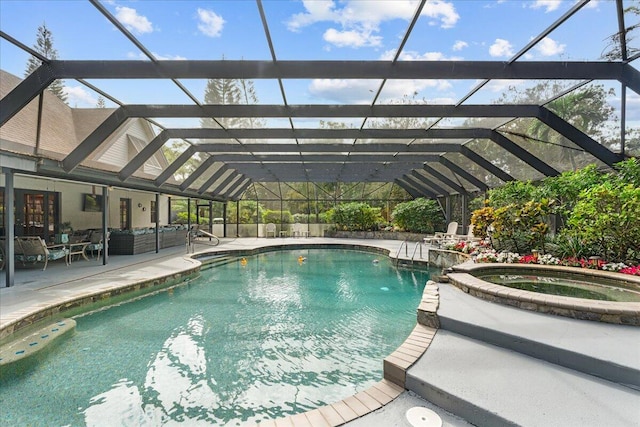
[448,263,640,326]
[0,267,199,343]
[384,281,439,388]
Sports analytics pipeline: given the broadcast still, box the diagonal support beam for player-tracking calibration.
[409,171,448,196]
[119,131,170,181]
[537,107,623,166]
[180,157,217,191]
[217,176,247,199]
[155,146,196,186]
[0,63,57,126]
[395,178,430,198]
[196,164,229,194]
[226,179,252,200]
[62,108,130,172]
[490,130,559,177]
[438,157,489,192]
[422,164,468,195]
[621,63,640,95]
[209,172,241,196]
[460,146,515,183]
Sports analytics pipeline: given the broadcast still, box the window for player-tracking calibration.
[150,200,157,223]
[119,198,131,230]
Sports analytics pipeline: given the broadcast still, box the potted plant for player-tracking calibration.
[55,221,73,244]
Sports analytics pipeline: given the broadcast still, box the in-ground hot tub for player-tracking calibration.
[447,263,640,326]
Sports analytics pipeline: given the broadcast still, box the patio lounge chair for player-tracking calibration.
[14,236,69,270]
[291,222,310,238]
[424,221,459,247]
[451,224,482,243]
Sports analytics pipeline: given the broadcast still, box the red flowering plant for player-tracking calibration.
[518,254,538,264]
[620,265,640,276]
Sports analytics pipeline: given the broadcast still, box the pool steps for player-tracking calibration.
[404,282,640,426]
[0,319,75,377]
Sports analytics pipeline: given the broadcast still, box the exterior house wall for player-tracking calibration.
[1,175,171,232]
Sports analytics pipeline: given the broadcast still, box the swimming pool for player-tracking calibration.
[0,248,433,426]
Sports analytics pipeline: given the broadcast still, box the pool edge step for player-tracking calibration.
[443,314,640,388]
[0,319,76,378]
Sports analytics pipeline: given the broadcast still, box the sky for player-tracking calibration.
[0,0,638,129]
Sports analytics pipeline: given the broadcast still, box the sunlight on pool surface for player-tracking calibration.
[0,249,433,426]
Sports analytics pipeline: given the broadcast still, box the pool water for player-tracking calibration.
[0,249,433,426]
[481,274,640,302]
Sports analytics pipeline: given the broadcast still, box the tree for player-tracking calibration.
[526,85,615,170]
[602,0,640,60]
[96,96,106,108]
[25,23,67,104]
[484,81,616,174]
[201,73,264,130]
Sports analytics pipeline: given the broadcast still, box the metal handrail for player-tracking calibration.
[410,241,423,263]
[395,240,408,263]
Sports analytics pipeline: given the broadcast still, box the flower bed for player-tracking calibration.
[446,240,640,277]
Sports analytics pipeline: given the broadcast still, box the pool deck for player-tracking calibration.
[1,237,639,427]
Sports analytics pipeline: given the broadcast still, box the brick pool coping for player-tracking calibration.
[0,242,441,427]
[448,263,640,326]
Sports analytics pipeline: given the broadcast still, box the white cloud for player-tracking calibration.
[380,49,462,61]
[323,28,382,48]
[425,97,457,104]
[489,38,514,57]
[308,79,378,104]
[530,0,562,13]
[126,52,187,60]
[308,77,452,104]
[453,40,468,51]
[197,8,225,37]
[384,78,452,94]
[421,0,460,29]
[286,1,458,48]
[535,37,566,56]
[64,85,98,107]
[115,6,153,34]
[484,79,526,93]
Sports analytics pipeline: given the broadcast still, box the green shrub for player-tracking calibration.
[565,181,640,262]
[262,210,293,225]
[391,198,444,234]
[328,202,383,231]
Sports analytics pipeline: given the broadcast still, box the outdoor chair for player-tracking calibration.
[291,223,310,238]
[14,236,69,270]
[451,224,482,244]
[424,221,459,247]
[86,231,109,259]
[265,223,276,238]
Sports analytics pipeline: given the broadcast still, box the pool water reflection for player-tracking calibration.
[0,249,433,426]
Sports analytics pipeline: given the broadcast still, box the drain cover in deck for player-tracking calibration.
[406,406,443,427]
